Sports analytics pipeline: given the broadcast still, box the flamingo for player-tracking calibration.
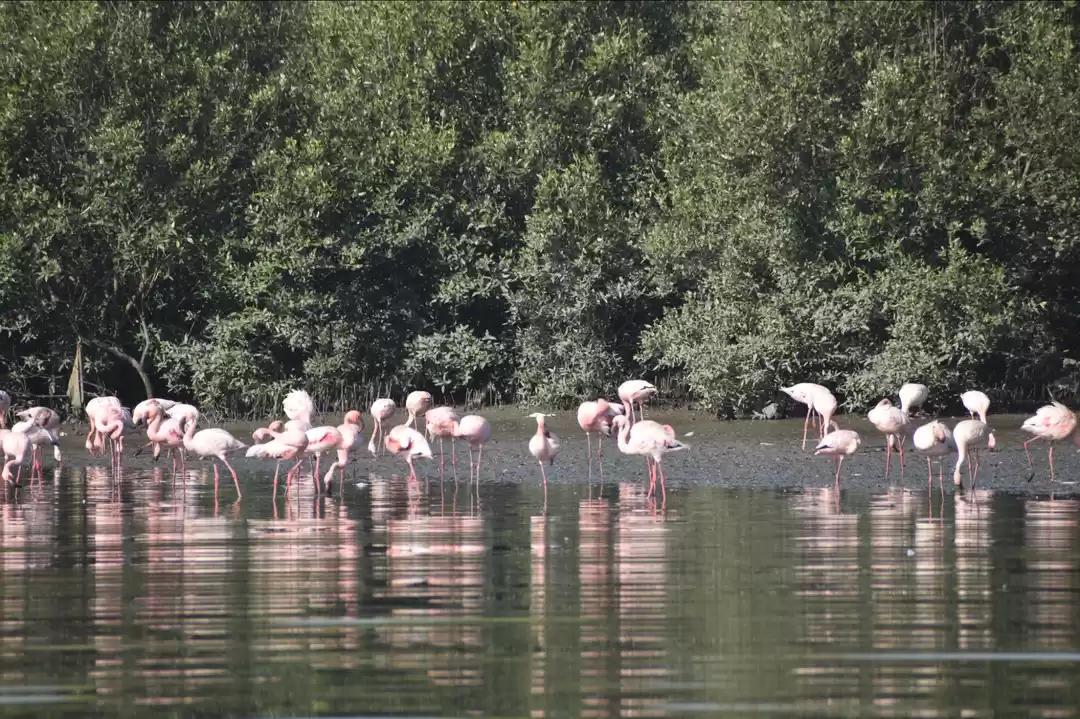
[610,414,687,503]
[304,425,344,492]
[96,405,136,469]
[0,429,29,484]
[384,425,433,482]
[899,383,929,415]
[141,401,187,475]
[425,406,461,471]
[321,411,365,494]
[952,419,996,491]
[1021,402,1077,482]
[780,383,834,449]
[405,391,433,429]
[182,420,246,499]
[960,390,990,424]
[0,390,10,429]
[577,398,624,459]
[527,413,560,486]
[16,406,61,431]
[618,380,657,424]
[867,399,911,477]
[246,421,309,496]
[282,389,315,431]
[913,420,954,491]
[812,390,838,440]
[131,398,178,425]
[10,420,61,478]
[452,414,491,481]
[85,396,121,456]
[813,429,861,485]
[368,399,396,456]
[134,400,195,465]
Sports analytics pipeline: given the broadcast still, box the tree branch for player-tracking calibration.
[89,338,154,399]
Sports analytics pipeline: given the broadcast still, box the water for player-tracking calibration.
[2,410,1080,717]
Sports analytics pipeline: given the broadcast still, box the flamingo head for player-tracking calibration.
[931,421,947,443]
[527,412,553,424]
[987,431,996,451]
[344,410,363,428]
[268,420,285,432]
[875,399,894,410]
[611,415,629,430]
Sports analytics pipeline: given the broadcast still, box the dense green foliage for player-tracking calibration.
[2,0,1079,415]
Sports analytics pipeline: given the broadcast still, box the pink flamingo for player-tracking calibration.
[384,425,433,482]
[813,429,861,485]
[304,425,344,492]
[898,383,929,414]
[960,390,990,423]
[17,406,61,431]
[10,420,61,478]
[611,414,687,503]
[1021,402,1077,482]
[321,410,365,495]
[84,396,121,456]
[867,399,911,477]
[780,383,834,449]
[453,414,491,481]
[96,405,135,470]
[425,406,461,471]
[0,390,10,429]
[618,380,657,424]
[576,398,624,459]
[1,429,29,485]
[405,391,433,429]
[131,398,178,426]
[246,421,309,496]
[142,401,187,475]
[182,419,246,499]
[952,419,996,490]
[368,398,396,456]
[913,420,954,491]
[528,413,560,486]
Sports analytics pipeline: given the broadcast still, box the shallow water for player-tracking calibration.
[3,410,1080,716]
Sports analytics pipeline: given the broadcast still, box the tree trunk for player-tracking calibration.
[91,340,154,399]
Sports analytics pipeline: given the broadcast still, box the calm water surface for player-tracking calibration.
[2,412,1080,717]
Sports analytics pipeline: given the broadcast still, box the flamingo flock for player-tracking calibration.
[0,377,1077,504]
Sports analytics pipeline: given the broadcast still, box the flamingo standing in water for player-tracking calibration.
[384,425,433,482]
[368,399,396,456]
[10,419,61,478]
[813,429,861,485]
[527,413,560,486]
[868,399,911,477]
[453,414,491,482]
[618,380,657,424]
[0,390,10,428]
[84,396,121,456]
[322,411,364,495]
[425,406,461,471]
[960,390,990,423]
[780,383,834,449]
[577,399,623,459]
[1,429,29,484]
[142,401,187,475]
[405,391,433,429]
[952,419,996,491]
[304,424,344,492]
[611,414,687,503]
[1021,402,1078,482]
[96,405,136,469]
[246,421,309,496]
[913,420,954,491]
[182,420,246,499]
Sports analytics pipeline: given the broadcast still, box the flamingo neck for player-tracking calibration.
[616,420,631,453]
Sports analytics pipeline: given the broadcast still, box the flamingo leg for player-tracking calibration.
[801,406,812,450]
[213,461,220,498]
[1049,443,1056,482]
[539,461,548,486]
[657,462,667,504]
[834,456,844,485]
[221,456,242,498]
[926,457,933,488]
[476,444,484,482]
[1024,437,1038,468]
[586,433,592,461]
[598,434,604,458]
[439,437,446,473]
[897,437,905,473]
[884,438,892,478]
